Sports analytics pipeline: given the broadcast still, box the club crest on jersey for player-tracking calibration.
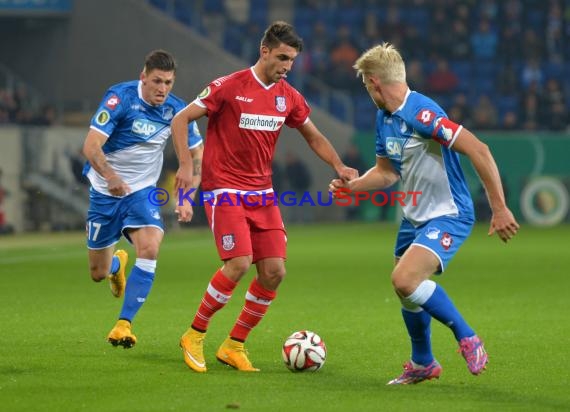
[416,109,436,126]
[95,110,110,126]
[425,227,440,240]
[440,232,453,250]
[221,234,235,251]
[275,96,286,112]
[105,95,120,110]
[162,106,174,120]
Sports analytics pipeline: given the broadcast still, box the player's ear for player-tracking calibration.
[140,71,146,84]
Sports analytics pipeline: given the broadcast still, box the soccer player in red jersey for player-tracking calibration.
[171,21,358,372]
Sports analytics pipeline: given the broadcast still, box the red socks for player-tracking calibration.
[230,278,276,341]
[192,269,237,331]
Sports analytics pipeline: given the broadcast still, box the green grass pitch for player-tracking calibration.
[0,223,568,411]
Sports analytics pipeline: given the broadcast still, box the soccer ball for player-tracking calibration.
[282,330,327,372]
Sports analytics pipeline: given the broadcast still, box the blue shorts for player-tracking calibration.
[394,215,474,273]
[86,187,164,249]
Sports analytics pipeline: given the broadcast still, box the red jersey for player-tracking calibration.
[196,67,310,191]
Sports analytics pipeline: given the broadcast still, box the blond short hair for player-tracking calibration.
[353,42,406,84]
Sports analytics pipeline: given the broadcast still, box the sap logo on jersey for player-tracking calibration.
[132,119,163,137]
[239,113,285,131]
[386,139,402,156]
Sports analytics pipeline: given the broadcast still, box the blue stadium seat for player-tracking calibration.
[525,10,545,32]
[354,94,377,131]
[543,62,564,81]
[203,0,223,13]
[496,96,518,117]
[329,94,350,123]
[336,8,363,27]
[293,8,319,39]
[222,25,244,57]
[149,0,167,12]
[472,60,497,77]
[404,8,429,29]
[473,77,496,95]
[174,0,192,26]
[450,61,472,78]
[249,8,268,27]
[249,0,268,26]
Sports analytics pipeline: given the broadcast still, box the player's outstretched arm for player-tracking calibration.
[297,120,358,181]
[451,128,520,242]
[83,129,131,196]
[329,157,399,197]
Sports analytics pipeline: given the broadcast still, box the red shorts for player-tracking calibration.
[204,193,287,262]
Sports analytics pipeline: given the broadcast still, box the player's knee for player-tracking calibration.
[259,266,286,290]
[89,266,107,282]
[267,265,286,283]
[224,256,252,279]
[136,241,161,260]
[391,269,416,297]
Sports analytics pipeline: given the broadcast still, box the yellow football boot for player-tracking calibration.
[216,337,259,372]
[108,250,128,298]
[180,328,207,372]
[107,319,137,349]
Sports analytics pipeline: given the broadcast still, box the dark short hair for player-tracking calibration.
[261,21,303,52]
[144,49,177,73]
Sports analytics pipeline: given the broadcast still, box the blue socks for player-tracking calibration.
[119,261,156,322]
[401,308,433,365]
[401,280,475,365]
[420,284,475,341]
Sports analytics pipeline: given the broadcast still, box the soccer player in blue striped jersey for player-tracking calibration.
[330,43,519,384]
[82,50,203,348]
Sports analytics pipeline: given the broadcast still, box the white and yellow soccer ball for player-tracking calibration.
[282,330,327,372]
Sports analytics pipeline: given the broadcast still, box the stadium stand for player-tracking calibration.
[148,0,569,132]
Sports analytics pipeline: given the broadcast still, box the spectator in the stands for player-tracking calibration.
[501,110,519,130]
[448,19,471,60]
[542,78,568,131]
[519,83,542,131]
[521,28,543,60]
[496,62,520,96]
[30,105,57,126]
[498,26,522,64]
[427,5,453,60]
[472,94,499,130]
[406,59,426,92]
[447,93,473,130]
[425,59,459,96]
[520,57,544,91]
[545,0,564,63]
[329,25,360,90]
[470,19,498,60]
